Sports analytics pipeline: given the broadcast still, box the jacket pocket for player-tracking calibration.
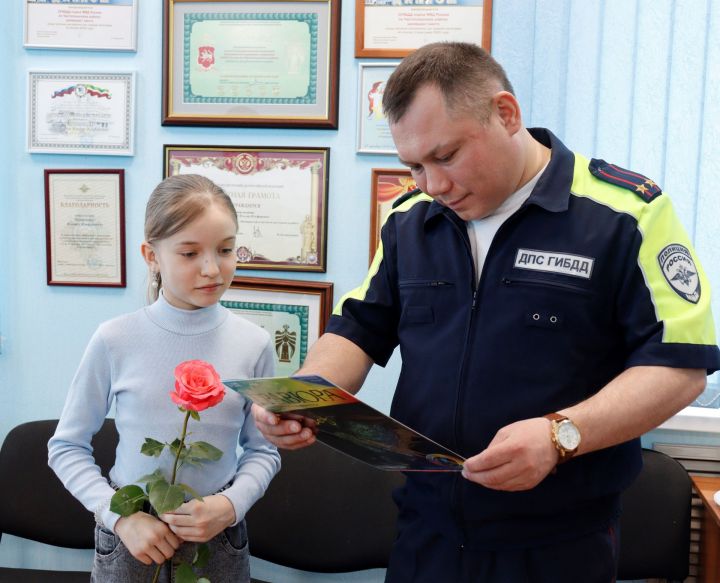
[502,275,593,333]
[502,275,592,296]
[402,305,434,325]
[399,280,453,326]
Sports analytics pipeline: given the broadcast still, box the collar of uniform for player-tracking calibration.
[423,127,573,227]
[424,201,464,230]
[523,127,573,213]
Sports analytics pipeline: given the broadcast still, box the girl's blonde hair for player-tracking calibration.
[144,174,237,303]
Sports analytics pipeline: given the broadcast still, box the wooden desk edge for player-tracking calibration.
[691,475,720,528]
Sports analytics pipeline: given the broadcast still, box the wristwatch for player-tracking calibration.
[544,413,581,463]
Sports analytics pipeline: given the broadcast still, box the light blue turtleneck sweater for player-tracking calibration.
[48,293,280,531]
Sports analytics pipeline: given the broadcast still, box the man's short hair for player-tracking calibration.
[383,42,515,124]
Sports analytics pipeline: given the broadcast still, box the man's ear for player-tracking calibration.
[493,91,522,135]
[140,242,157,270]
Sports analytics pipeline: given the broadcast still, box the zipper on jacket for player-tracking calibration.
[399,280,453,288]
[441,213,478,538]
[443,205,531,537]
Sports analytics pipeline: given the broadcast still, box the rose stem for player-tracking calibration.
[151,409,192,583]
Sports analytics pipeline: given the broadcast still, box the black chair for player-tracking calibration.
[617,448,692,582]
[248,446,694,582]
[0,418,118,582]
[246,443,404,581]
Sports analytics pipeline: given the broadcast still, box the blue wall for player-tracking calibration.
[1,1,718,580]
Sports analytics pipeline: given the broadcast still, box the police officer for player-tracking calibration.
[253,43,720,582]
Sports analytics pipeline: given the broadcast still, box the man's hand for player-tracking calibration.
[160,494,236,543]
[249,333,373,451]
[461,417,557,491]
[252,403,316,450]
[114,512,182,565]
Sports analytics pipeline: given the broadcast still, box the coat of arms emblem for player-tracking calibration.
[658,244,701,304]
[197,46,215,69]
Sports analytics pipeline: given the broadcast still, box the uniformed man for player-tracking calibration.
[253,42,720,582]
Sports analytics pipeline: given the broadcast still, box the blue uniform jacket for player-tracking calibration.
[327,128,720,549]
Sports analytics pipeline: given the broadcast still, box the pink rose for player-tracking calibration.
[170,360,225,412]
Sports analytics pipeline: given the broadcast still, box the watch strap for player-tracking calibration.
[544,412,567,423]
[543,413,578,464]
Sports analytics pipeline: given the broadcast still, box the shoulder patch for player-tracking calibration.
[588,158,662,203]
[658,244,701,304]
[392,187,424,209]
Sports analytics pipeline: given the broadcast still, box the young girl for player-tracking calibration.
[48,174,280,582]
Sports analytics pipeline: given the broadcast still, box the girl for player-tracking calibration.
[49,174,280,582]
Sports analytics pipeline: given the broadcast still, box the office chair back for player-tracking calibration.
[617,448,692,581]
[246,443,405,573]
[0,418,118,581]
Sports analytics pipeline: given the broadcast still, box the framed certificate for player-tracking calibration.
[162,0,341,128]
[355,0,493,58]
[24,0,138,51]
[164,145,329,272]
[28,72,135,156]
[357,62,399,154]
[44,169,126,287]
[370,168,417,263]
[221,277,333,376]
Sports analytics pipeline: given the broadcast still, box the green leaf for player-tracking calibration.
[188,441,223,462]
[169,438,187,460]
[140,438,165,457]
[145,475,170,496]
[109,485,147,517]
[136,469,166,486]
[149,481,185,514]
[193,542,211,569]
[175,562,197,583]
[178,482,204,502]
[189,409,200,421]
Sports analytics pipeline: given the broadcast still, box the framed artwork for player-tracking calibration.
[221,277,334,376]
[355,0,493,58]
[28,71,135,156]
[162,0,341,128]
[44,169,126,287]
[24,0,138,51]
[370,168,417,262]
[357,62,399,155]
[164,145,329,272]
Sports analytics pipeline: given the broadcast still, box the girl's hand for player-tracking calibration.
[114,512,182,565]
[160,494,236,543]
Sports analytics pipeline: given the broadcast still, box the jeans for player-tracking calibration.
[91,519,250,583]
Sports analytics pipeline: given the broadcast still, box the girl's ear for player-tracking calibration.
[140,242,158,270]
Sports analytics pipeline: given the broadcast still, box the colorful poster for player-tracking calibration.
[225,375,466,472]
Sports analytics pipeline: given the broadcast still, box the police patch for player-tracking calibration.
[658,244,700,304]
[514,249,594,279]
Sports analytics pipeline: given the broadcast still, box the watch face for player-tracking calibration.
[557,421,581,450]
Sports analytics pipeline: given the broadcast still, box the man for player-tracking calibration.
[253,43,720,582]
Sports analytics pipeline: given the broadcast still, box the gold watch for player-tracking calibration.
[544,413,581,463]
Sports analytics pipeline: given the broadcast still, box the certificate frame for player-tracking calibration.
[164,145,330,272]
[370,168,417,263]
[44,169,126,288]
[357,62,399,155]
[162,0,341,128]
[355,0,493,58]
[221,276,333,375]
[24,0,138,51]
[28,71,135,156]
